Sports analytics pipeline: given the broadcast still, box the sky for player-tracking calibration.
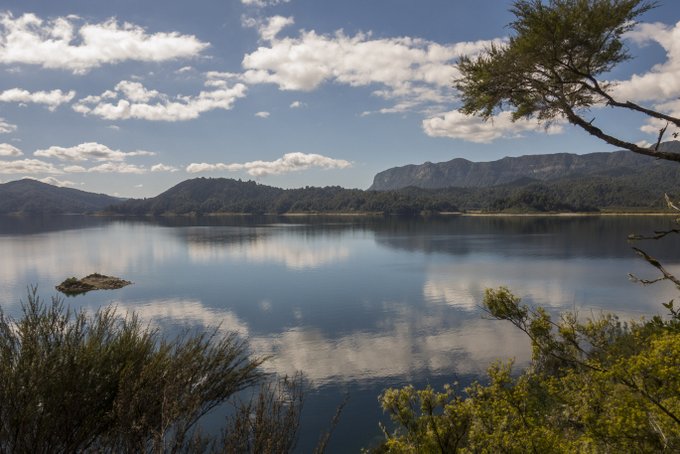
[0,0,678,197]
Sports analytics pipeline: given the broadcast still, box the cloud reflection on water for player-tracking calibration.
[251,318,530,387]
[180,226,351,269]
[186,235,350,269]
[106,298,250,337]
[96,297,531,388]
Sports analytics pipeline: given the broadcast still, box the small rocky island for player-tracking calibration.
[56,273,132,295]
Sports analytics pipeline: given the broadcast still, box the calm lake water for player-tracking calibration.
[1,214,679,452]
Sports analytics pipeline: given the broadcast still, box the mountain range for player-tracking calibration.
[2,141,680,215]
[369,141,680,190]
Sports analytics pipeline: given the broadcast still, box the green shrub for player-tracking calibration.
[0,288,264,453]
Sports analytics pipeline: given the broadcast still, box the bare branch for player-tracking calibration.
[630,247,680,289]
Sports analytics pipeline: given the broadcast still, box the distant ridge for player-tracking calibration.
[369,141,680,190]
[0,179,123,214]
[109,178,285,215]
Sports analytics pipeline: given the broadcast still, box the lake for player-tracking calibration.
[1,214,679,452]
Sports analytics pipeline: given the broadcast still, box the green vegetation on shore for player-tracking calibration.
[106,173,678,216]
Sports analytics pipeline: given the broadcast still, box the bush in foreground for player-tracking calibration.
[0,288,287,453]
[374,288,680,453]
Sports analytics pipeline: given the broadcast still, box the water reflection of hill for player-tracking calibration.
[372,216,680,261]
[7,214,678,262]
[0,215,112,235]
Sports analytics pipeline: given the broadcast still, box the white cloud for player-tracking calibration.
[612,21,680,102]
[0,143,22,157]
[86,162,147,174]
[245,15,294,42]
[34,142,155,162]
[289,100,304,108]
[0,88,75,110]
[26,176,77,187]
[241,26,502,113]
[255,111,270,118]
[73,80,247,121]
[0,13,209,73]
[113,80,160,102]
[151,163,179,172]
[241,0,291,7]
[176,65,194,73]
[62,165,86,173]
[0,118,16,133]
[186,152,352,177]
[638,99,680,137]
[422,110,564,143]
[0,158,61,174]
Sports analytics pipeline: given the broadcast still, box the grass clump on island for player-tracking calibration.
[0,288,305,453]
[56,273,132,295]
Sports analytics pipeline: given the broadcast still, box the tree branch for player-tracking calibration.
[561,104,680,162]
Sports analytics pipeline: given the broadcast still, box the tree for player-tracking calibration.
[455,0,680,161]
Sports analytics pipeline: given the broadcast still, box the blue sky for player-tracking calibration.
[0,0,678,197]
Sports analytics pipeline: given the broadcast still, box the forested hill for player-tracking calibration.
[369,141,680,190]
[108,166,680,215]
[0,179,123,214]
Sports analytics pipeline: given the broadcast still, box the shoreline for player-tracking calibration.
[6,210,678,218]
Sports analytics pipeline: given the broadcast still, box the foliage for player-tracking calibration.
[217,374,304,454]
[374,288,680,453]
[108,173,680,217]
[456,0,680,162]
[0,288,270,453]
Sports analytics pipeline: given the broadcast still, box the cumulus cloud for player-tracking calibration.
[241,0,291,7]
[34,142,155,162]
[73,80,247,121]
[0,158,61,174]
[186,152,352,177]
[635,97,680,138]
[0,143,22,157]
[289,100,304,108]
[0,118,17,134]
[422,110,564,143]
[113,81,160,102]
[151,163,179,172]
[612,21,680,102]
[241,25,503,113]
[82,162,147,174]
[243,15,295,42]
[0,12,209,73]
[26,176,77,187]
[255,111,270,118]
[0,88,75,110]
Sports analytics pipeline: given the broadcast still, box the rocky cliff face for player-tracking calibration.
[369,142,680,190]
